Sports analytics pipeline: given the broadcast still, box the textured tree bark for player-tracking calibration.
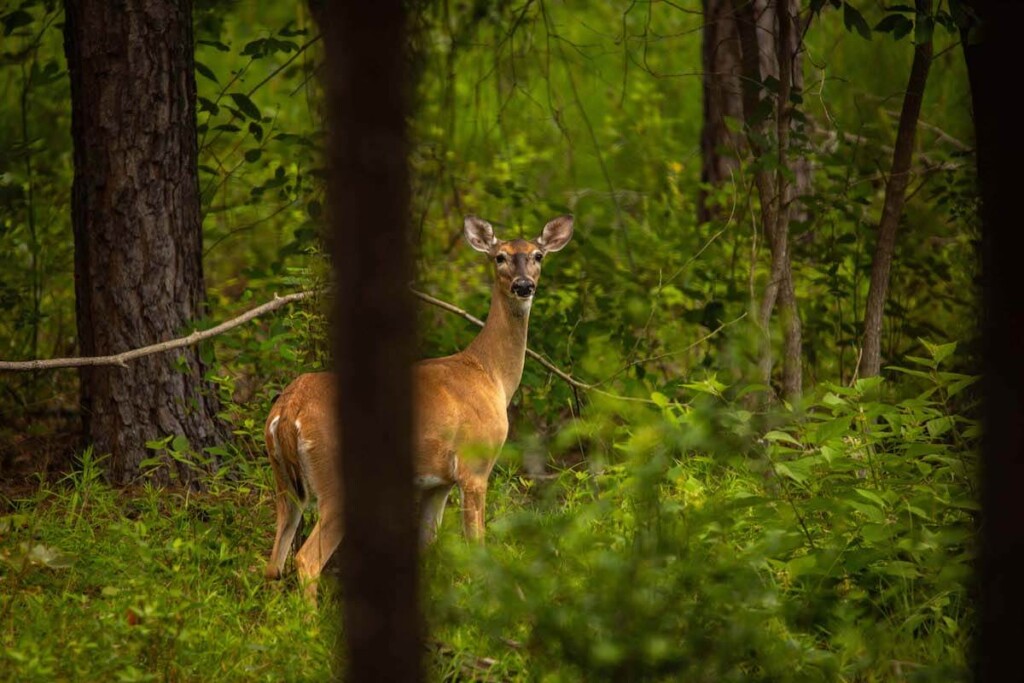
[62,0,223,485]
[699,0,745,224]
[857,0,933,379]
[323,2,423,681]
[731,0,803,401]
[700,0,810,224]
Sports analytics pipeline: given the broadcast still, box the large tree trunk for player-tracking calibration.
[857,0,933,379]
[323,2,423,681]
[63,0,223,486]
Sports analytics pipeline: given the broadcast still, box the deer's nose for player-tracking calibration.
[511,278,535,298]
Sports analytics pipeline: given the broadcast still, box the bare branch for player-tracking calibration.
[3,287,730,407]
[0,291,316,371]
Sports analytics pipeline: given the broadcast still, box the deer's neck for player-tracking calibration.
[464,285,531,405]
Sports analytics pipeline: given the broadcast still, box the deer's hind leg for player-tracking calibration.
[265,415,308,580]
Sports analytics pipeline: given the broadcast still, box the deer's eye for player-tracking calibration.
[534,252,544,263]
[495,254,507,265]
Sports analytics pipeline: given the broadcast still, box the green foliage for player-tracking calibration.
[1,345,976,680]
[424,343,976,680]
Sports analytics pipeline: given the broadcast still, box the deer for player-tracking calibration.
[263,214,574,600]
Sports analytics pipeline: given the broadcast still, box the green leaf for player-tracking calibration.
[683,375,728,397]
[926,416,953,437]
[861,523,893,543]
[145,436,173,450]
[853,376,884,394]
[814,416,851,444]
[195,61,218,84]
[229,93,262,120]
[821,392,847,408]
[2,10,33,36]
[241,38,267,57]
[764,430,803,447]
[843,3,872,39]
[786,554,819,578]
[921,339,956,365]
[198,96,220,115]
[887,365,933,380]
[875,560,921,578]
[855,488,887,508]
[198,39,230,52]
[874,13,913,39]
[944,374,979,397]
[279,23,309,37]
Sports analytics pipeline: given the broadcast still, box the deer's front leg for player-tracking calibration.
[419,484,453,546]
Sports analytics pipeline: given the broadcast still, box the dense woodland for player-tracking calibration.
[0,0,1007,679]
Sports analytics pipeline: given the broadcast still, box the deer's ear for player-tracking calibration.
[464,216,498,253]
[537,215,574,253]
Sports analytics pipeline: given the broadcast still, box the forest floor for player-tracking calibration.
[1,375,976,682]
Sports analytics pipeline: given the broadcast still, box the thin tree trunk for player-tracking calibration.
[858,0,933,379]
[62,0,223,486]
[323,2,422,681]
[774,0,801,399]
[732,0,803,401]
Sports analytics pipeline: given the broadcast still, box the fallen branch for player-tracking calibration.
[0,291,316,371]
[2,288,729,407]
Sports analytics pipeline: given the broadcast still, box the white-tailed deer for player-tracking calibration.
[264,214,574,600]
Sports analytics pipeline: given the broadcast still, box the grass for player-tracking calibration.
[1,456,333,682]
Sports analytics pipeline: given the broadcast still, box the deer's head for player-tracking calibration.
[464,215,574,311]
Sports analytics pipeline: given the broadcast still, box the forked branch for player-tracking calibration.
[0,289,592,390]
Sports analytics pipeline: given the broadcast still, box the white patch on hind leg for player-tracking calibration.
[415,474,446,489]
[268,415,281,461]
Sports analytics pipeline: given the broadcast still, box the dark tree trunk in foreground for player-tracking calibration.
[63,0,222,485]
[323,2,422,681]
[858,0,933,379]
[967,0,1024,678]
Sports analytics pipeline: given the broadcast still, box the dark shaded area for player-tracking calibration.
[323,2,423,681]
[969,0,1024,678]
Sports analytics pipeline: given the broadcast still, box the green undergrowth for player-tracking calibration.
[0,456,334,682]
[2,345,976,681]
